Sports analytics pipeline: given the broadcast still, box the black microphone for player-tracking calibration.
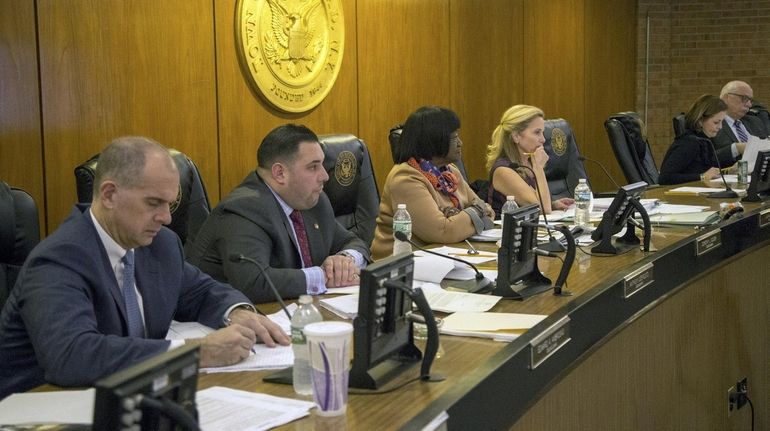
[508,162,565,252]
[578,155,621,191]
[705,140,738,198]
[393,231,494,294]
[229,254,292,320]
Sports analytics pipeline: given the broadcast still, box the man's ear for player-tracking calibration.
[271,162,287,184]
[98,181,118,209]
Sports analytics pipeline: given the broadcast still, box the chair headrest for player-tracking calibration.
[608,112,648,160]
[388,124,404,164]
[319,134,366,216]
[0,181,40,264]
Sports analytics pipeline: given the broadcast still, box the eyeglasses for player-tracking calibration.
[728,93,754,104]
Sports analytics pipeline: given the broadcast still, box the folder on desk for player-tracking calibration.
[647,211,719,226]
[440,312,547,341]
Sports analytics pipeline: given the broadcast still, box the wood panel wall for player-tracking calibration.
[0,1,44,231]
[0,0,636,234]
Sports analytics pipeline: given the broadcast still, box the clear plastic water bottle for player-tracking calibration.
[291,295,323,396]
[393,203,412,255]
[574,178,592,228]
[500,195,519,231]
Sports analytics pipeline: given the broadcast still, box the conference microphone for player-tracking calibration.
[705,140,739,198]
[577,155,621,191]
[393,231,494,294]
[508,162,565,252]
[229,254,292,320]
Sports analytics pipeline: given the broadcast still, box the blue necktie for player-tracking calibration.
[121,250,145,337]
[735,120,749,142]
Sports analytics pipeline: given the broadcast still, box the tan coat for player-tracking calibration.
[370,163,483,260]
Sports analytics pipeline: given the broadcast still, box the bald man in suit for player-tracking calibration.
[712,80,768,166]
[0,137,288,398]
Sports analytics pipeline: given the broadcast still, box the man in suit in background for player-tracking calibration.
[712,80,767,166]
[186,124,369,304]
[0,136,289,399]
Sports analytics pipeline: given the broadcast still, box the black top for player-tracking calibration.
[659,130,718,185]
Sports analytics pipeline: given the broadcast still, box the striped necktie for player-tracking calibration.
[121,250,145,337]
[734,119,749,142]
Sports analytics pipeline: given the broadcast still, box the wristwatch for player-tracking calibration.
[223,303,257,326]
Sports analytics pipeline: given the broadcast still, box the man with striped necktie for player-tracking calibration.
[712,80,769,166]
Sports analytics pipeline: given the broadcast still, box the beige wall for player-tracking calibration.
[0,0,637,234]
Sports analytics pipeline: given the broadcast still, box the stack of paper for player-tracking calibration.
[440,312,547,341]
[197,387,314,430]
[166,307,296,373]
[319,294,359,319]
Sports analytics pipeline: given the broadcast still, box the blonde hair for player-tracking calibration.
[486,105,544,171]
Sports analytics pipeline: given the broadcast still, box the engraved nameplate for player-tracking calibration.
[623,263,654,299]
[760,208,770,228]
[695,228,721,256]
[530,316,571,369]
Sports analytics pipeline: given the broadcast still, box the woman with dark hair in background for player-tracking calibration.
[370,106,494,260]
[659,95,726,185]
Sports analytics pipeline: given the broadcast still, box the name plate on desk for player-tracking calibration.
[623,263,654,298]
[695,229,721,256]
[760,208,770,228]
[530,316,571,369]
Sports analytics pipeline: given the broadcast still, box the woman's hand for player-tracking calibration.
[530,146,549,168]
[701,167,721,186]
[552,197,574,210]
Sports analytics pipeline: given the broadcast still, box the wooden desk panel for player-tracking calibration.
[200,187,768,430]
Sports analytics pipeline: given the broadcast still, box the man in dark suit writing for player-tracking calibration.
[186,124,369,303]
[0,137,289,398]
[712,80,768,165]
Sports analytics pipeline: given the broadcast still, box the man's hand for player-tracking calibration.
[193,324,256,368]
[322,254,360,288]
[227,308,290,347]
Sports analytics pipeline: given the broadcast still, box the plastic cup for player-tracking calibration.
[303,321,353,416]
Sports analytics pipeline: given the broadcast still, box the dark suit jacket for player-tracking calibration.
[711,115,767,165]
[0,205,249,398]
[185,172,369,303]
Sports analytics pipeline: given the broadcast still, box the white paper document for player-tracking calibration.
[167,307,296,373]
[741,135,770,171]
[440,312,547,341]
[415,282,502,313]
[197,386,314,431]
[0,389,94,425]
[319,294,359,319]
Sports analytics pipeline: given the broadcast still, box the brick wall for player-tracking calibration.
[636,0,770,164]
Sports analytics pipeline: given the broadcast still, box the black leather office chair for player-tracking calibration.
[672,113,687,138]
[605,112,659,185]
[73,149,211,246]
[388,123,470,181]
[0,181,40,308]
[543,119,590,199]
[319,134,380,247]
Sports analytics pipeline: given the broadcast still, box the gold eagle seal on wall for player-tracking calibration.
[550,128,567,156]
[236,0,345,113]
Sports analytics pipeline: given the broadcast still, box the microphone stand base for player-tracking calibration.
[539,237,567,253]
[553,289,573,297]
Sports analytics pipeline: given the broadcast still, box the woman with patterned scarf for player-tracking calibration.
[370,106,494,260]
